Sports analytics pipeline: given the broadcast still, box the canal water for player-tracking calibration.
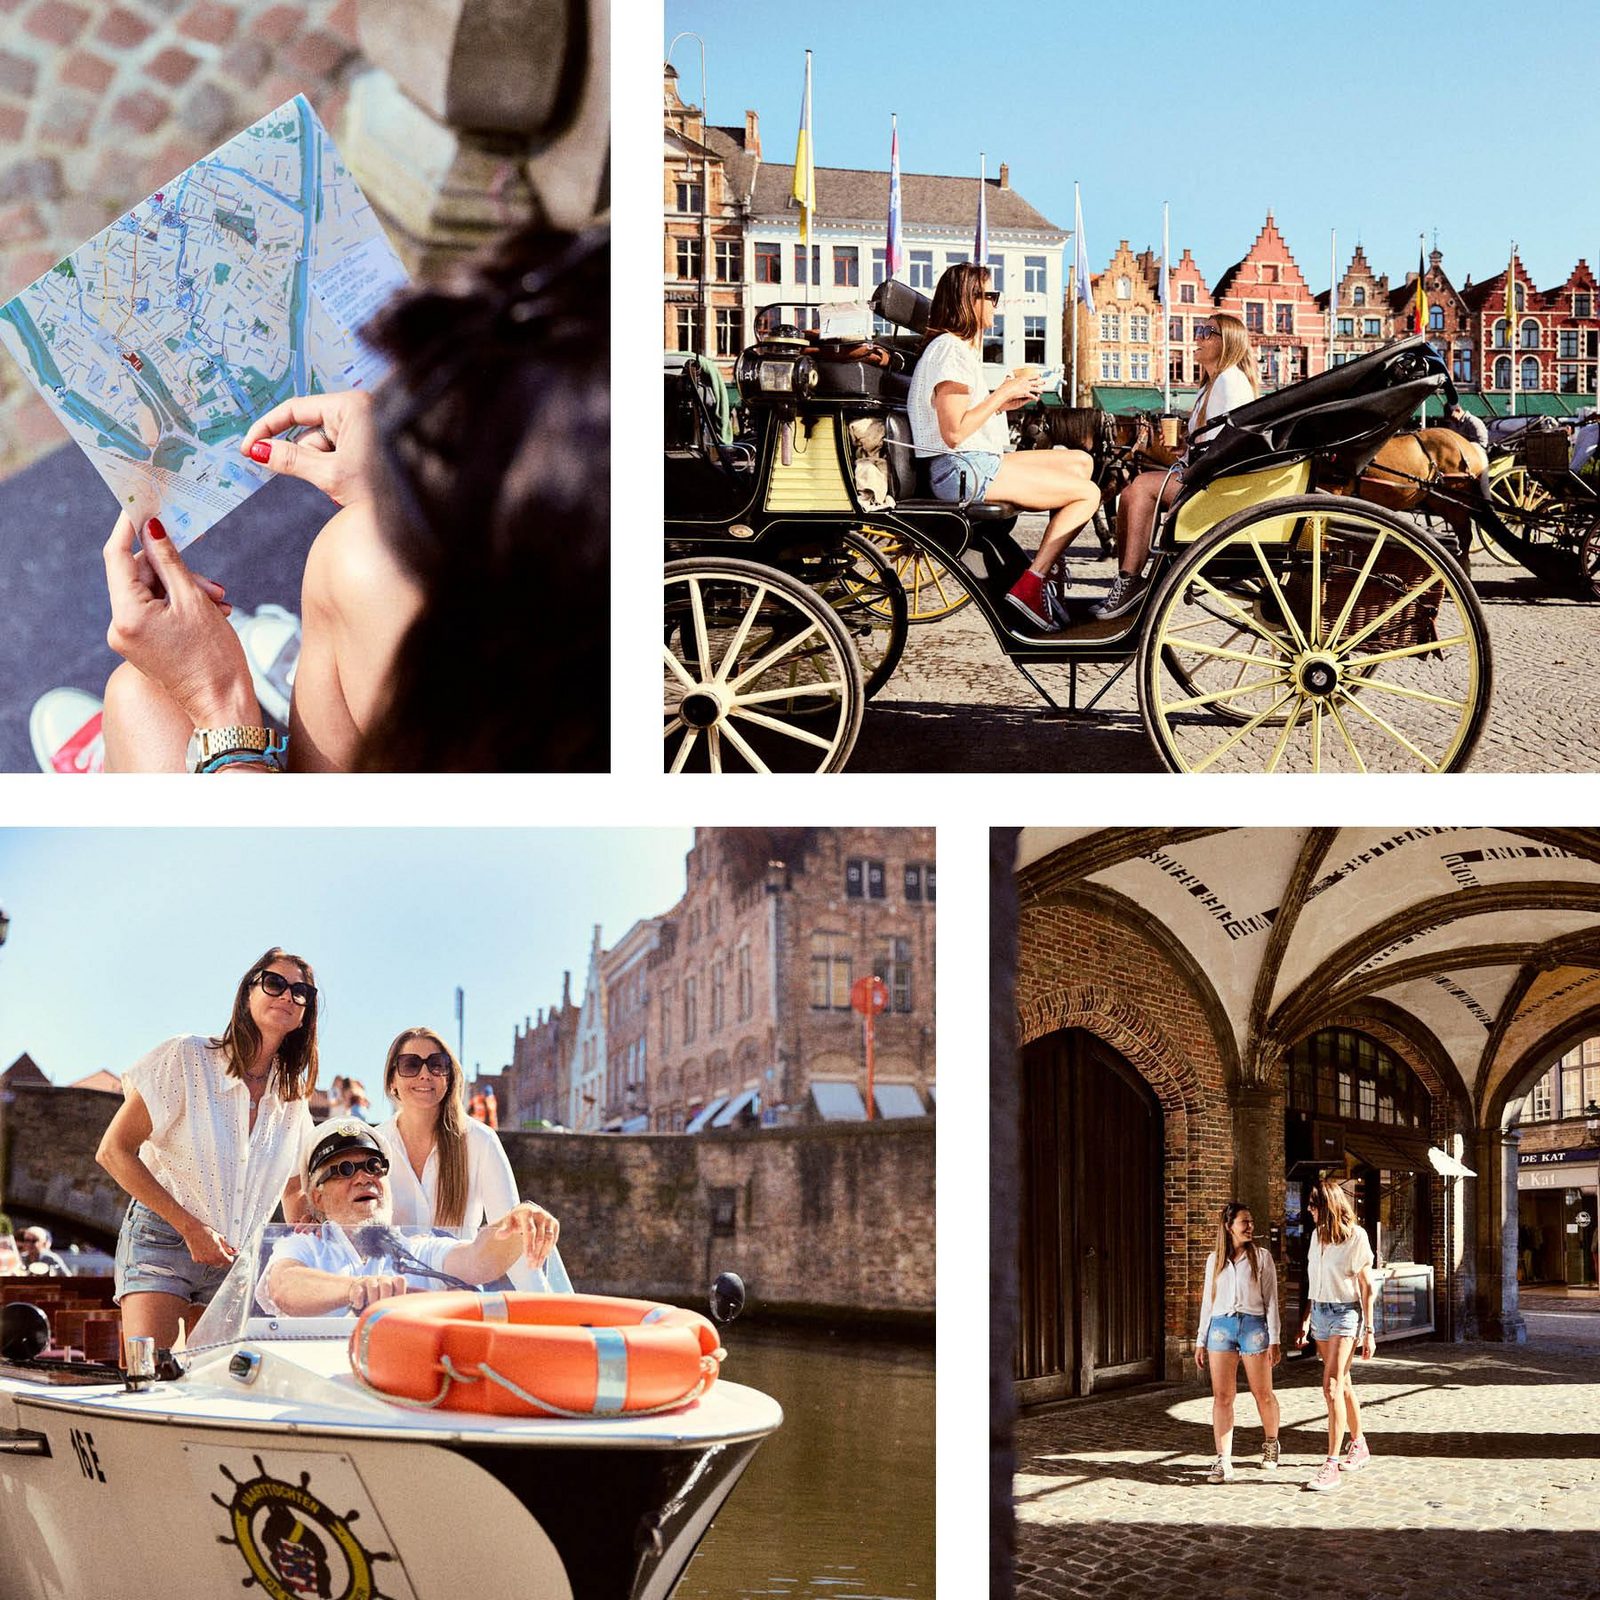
[676,1323,935,1599]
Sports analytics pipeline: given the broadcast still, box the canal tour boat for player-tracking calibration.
[0,1225,782,1600]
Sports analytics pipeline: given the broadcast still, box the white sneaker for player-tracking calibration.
[1261,1439,1281,1470]
[1206,1455,1235,1484]
[229,604,301,726]
[29,687,104,774]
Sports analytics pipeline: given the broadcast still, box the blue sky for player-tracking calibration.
[665,0,1600,291]
[0,829,694,1088]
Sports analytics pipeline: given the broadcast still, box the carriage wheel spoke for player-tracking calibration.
[1189,575,1299,656]
[1263,694,1308,773]
[717,718,772,773]
[1308,516,1324,646]
[667,725,698,774]
[1249,535,1312,655]
[1170,636,1294,668]
[1337,569,1446,657]
[1323,529,1388,651]
[663,644,698,691]
[1348,676,1465,711]
[706,727,723,775]
[1343,633,1468,668]
[713,581,768,682]
[1311,701,1323,771]
[730,621,825,690]
[688,579,713,679]
[730,706,837,751]
[736,680,847,706]
[1186,690,1300,773]
[1326,699,1368,773]
[1340,689,1442,772]
[1163,675,1292,714]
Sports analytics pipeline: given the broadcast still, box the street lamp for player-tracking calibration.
[668,31,711,362]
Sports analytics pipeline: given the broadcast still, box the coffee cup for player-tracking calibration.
[1160,416,1180,450]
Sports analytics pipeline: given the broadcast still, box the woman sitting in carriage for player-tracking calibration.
[908,261,1101,630]
[1093,310,1258,619]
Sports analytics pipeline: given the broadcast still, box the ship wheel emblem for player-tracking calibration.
[214,1456,399,1600]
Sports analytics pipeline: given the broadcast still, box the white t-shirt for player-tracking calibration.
[255,1223,461,1317]
[1196,1246,1280,1345]
[908,334,1011,458]
[122,1035,315,1247]
[1189,365,1255,445]
[1307,1225,1375,1304]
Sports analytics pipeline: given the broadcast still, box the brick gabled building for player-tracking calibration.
[508,973,580,1129]
[1392,248,1475,388]
[1542,260,1600,398]
[1212,212,1327,388]
[1316,244,1391,365]
[1464,252,1540,397]
[1090,239,1164,389]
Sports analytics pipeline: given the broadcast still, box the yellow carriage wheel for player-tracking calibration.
[1138,496,1491,773]
[857,525,973,622]
[1478,457,1555,563]
[783,530,909,699]
[664,558,864,773]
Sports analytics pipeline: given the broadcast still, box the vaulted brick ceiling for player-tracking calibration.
[1016,827,1600,1119]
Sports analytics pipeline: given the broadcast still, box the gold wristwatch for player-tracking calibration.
[184,726,280,774]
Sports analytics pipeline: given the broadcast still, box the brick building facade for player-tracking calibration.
[1211,212,1326,388]
[601,917,661,1130]
[506,972,579,1130]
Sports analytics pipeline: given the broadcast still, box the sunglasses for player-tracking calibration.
[316,1155,389,1182]
[1193,325,1219,340]
[981,290,1001,305]
[254,970,316,1006]
[395,1052,453,1079]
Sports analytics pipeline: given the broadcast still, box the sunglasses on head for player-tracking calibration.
[395,1051,452,1079]
[317,1154,389,1182]
[254,970,316,1006]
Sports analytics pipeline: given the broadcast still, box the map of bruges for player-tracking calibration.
[0,96,409,548]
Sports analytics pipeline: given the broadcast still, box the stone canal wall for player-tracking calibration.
[503,1120,935,1323]
[1,1084,936,1322]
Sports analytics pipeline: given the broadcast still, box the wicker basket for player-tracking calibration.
[1284,540,1441,653]
[1522,427,1571,475]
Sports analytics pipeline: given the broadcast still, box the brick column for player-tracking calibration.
[1231,1082,1278,1233]
[1483,1126,1527,1343]
[341,0,607,277]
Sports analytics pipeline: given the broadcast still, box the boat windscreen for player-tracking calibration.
[184,1223,574,1356]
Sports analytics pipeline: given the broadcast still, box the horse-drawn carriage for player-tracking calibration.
[664,283,1494,773]
[1474,413,1600,593]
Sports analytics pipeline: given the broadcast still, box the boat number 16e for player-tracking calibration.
[69,1428,104,1483]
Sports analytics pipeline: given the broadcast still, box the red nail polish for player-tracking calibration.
[147,517,167,541]
[249,441,272,463]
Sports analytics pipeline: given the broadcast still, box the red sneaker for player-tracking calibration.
[29,688,105,774]
[1006,569,1059,631]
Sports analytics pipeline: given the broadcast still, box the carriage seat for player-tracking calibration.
[879,411,1020,519]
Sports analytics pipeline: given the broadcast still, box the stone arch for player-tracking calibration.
[1484,1000,1600,1133]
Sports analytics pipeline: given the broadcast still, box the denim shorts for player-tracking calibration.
[113,1199,230,1306]
[1204,1312,1270,1354]
[1309,1300,1362,1342]
[927,450,1001,506]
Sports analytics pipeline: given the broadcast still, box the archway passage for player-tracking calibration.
[1017,1029,1162,1402]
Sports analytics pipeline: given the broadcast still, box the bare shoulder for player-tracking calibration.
[303,503,421,628]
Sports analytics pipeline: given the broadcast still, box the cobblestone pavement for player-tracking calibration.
[1013,1334,1600,1600]
[857,516,1600,772]
[0,0,366,478]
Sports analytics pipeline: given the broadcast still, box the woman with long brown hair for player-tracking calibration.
[371,1027,559,1288]
[1193,1200,1282,1482]
[97,948,320,1354]
[1297,1175,1376,1492]
[908,259,1101,631]
[1094,308,1259,619]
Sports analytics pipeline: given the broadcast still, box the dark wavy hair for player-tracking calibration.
[356,225,609,771]
[1212,1199,1261,1290]
[210,947,319,1100]
[927,260,990,343]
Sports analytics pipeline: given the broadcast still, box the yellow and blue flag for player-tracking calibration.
[792,52,815,249]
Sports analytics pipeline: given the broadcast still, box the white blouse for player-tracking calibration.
[1197,1246,1281,1346]
[1307,1226,1375,1305]
[123,1035,314,1246]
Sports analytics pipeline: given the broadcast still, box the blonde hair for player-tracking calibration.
[1309,1175,1357,1246]
[383,1027,469,1230]
[1194,311,1259,429]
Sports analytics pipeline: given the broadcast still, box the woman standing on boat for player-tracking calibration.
[97,949,320,1354]
[1194,1200,1283,1482]
[909,260,1101,632]
[1094,309,1259,619]
[1298,1175,1377,1492]
[370,1027,559,1286]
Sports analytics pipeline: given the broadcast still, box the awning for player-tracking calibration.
[1091,384,1201,416]
[712,1088,760,1128]
[620,1114,650,1133]
[872,1082,926,1119]
[685,1096,728,1134]
[810,1081,867,1121]
[1344,1130,1430,1175]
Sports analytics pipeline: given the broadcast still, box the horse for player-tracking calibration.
[1342,427,1491,555]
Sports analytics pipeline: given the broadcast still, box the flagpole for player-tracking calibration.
[1069,258,1077,407]
[1508,239,1517,418]
[1161,201,1171,412]
[804,51,813,319]
[1328,228,1336,373]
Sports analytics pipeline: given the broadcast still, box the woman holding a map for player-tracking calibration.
[96,223,608,774]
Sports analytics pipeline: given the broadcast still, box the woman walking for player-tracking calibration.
[97,949,319,1355]
[1194,1201,1282,1482]
[1298,1175,1377,1492]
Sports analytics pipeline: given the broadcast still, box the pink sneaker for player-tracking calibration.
[1304,1456,1342,1493]
[1341,1437,1371,1473]
[29,687,105,774]
[1006,569,1059,632]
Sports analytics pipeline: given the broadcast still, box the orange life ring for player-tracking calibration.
[348,1292,724,1418]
